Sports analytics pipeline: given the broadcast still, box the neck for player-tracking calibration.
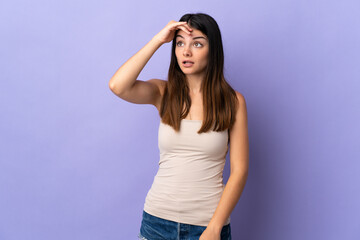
[185,74,205,94]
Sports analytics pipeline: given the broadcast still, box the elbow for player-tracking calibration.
[108,79,124,96]
[108,81,115,92]
[108,79,116,91]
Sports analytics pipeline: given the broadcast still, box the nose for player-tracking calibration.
[183,45,192,57]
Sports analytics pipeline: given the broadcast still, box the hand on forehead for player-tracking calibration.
[176,28,208,40]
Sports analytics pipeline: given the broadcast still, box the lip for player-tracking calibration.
[182,60,194,67]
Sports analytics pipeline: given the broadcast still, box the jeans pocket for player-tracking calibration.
[140,217,165,239]
[140,211,177,240]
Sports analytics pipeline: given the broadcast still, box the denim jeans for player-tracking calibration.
[138,210,231,240]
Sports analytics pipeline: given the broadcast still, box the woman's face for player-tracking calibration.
[175,28,209,78]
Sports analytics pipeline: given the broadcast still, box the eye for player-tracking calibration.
[194,42,203,47]
[176,41,184,47]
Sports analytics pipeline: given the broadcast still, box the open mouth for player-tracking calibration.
[182,60,194,67]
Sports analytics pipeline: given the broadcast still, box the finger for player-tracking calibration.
[172,21,187,26]
[168,21,192,35]
[177,26,191,35]
[177,22,192,32]
[168,22,186,31]
[177,25,192,35]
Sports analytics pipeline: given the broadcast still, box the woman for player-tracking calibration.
[109,13,249,240]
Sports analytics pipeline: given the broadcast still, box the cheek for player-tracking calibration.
[175,47,182,56]
[200,50,209,64]
[175,49,181,62]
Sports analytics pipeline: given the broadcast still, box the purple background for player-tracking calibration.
[1,0,359,239]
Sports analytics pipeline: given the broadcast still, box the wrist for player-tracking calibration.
[207,221,222,234]
[151,36,165,46]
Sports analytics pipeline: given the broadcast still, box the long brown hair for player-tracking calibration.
[160,13,239,134]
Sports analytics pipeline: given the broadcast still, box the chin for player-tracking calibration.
[180,68,198,75]
[181,69,193,75]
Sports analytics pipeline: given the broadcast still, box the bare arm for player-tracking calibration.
[200,92,249,240]
[108,20,192,106]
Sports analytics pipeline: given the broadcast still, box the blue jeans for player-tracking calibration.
[139,210,231,240]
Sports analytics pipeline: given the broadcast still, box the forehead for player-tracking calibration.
[176,28,207,40]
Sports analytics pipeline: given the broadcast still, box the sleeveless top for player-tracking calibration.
[143,119,231,227]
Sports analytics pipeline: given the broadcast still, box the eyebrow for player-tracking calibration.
[176,34,207,40]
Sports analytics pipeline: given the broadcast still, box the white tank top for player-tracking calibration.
[143,119,231,226]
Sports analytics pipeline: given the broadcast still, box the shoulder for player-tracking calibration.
[231,90,248,131]
[234,90,247,111]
